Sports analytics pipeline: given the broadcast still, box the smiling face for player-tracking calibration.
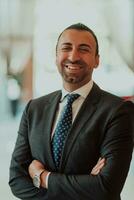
[56,29,99,92]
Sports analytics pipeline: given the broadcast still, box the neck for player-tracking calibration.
[63,79,91,92]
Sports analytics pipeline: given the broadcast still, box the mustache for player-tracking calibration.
[63,59,86,66]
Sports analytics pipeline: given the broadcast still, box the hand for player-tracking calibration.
[91,157,106,175]
[28,160,45,178]
[28,160,50,188]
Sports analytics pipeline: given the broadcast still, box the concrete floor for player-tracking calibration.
[0,116,134,200]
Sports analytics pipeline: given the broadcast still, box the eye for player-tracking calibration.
[79,47,90,53]
[61,46,72,51]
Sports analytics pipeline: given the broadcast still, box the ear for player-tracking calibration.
[94,54,100,68]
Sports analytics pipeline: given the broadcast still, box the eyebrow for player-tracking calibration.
[61,43,72,46]
[61,43,92,49]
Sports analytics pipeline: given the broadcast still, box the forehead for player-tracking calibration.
[57,29,96,47]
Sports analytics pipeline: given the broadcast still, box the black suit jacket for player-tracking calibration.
[9,83,134,200]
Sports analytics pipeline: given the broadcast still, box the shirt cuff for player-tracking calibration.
[45,172,51,188]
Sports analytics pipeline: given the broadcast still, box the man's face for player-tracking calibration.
[56,29,99,90]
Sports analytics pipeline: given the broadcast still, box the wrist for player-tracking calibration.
[40,170,50,188]
[32,169,45,188]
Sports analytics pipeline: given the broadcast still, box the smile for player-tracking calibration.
[65,64,82,70]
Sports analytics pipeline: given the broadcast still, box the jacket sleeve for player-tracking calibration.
[9,101,47,200]
[47,101,134,200]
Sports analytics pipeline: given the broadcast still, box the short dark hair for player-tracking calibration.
[56,23,99,55]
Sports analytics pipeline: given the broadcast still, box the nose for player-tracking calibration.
[68,49,80,62]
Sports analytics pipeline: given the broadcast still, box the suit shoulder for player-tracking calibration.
[92,83,123,106]
[25,90,61,111]
[101,89,123,104]
[100,88,134,113]
[33,90,61,103]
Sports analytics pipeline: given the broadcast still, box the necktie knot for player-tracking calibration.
[67,93,80,105]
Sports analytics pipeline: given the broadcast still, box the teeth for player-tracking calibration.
[65,64,81,69]
[69,66,79,69]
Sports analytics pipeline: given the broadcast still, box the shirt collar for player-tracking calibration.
[61,80,93,102]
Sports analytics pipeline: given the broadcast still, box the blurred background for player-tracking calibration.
[0,0,134,199]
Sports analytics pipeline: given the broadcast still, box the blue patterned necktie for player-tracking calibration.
[51,93,80,169]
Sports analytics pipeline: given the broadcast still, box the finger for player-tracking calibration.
[96,158,106,168]
[97,158,105,164]
[91,160,105,175]
[91,162,105,174]
[93,159,105,171]
[91,169,100,175]
[97,157,102,162]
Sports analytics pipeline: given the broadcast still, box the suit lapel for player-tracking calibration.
[60,83,102,170]
[42,91,61,170]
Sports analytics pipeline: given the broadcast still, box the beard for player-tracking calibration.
[60,66,93,86]
[61,71,87,84]
[59,59,93,84]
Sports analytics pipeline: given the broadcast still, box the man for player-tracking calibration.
[9,23,134,200]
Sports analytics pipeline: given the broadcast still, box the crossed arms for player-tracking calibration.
[28,158,105,188]
[9,100,134,200]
